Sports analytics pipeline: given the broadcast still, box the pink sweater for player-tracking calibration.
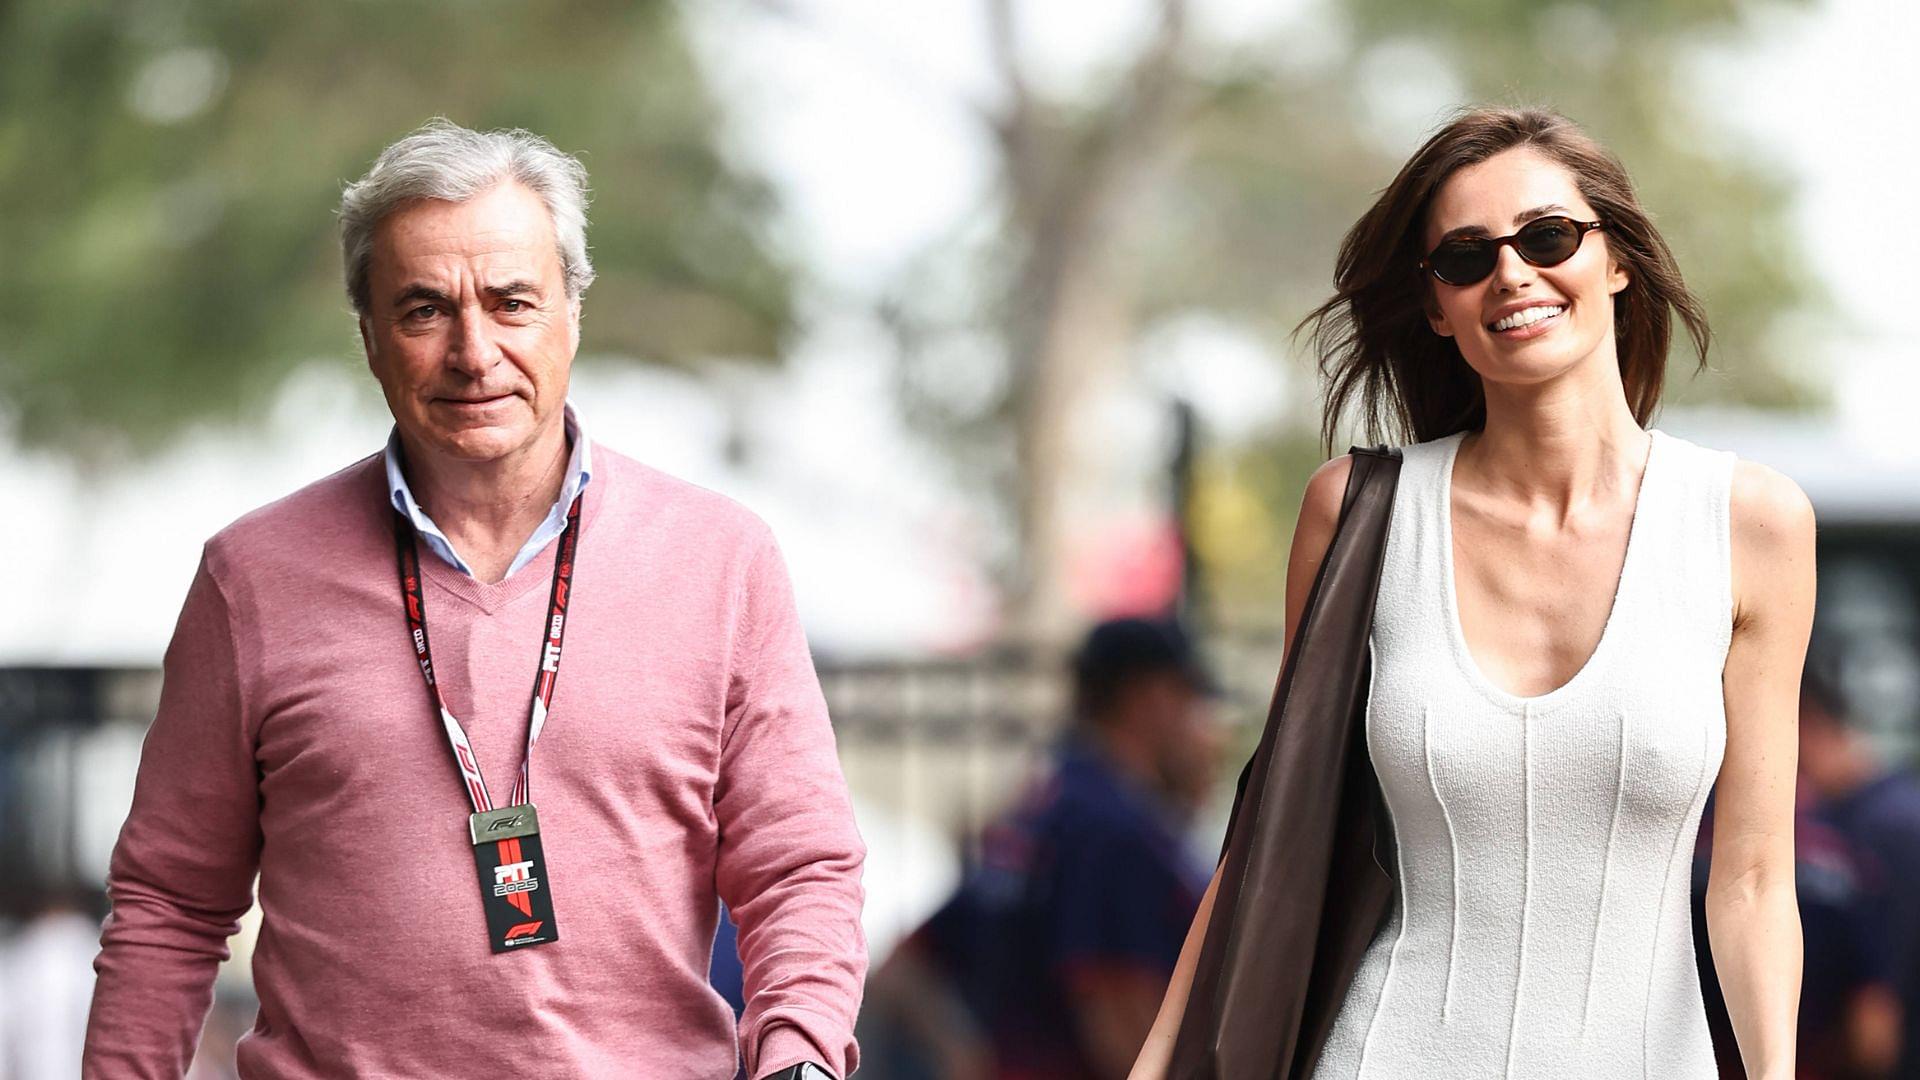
[85,450,867,1078]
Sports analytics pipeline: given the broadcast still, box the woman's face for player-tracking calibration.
[1420,147,1629,388]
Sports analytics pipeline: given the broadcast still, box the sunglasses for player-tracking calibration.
[1420,216,1605,286]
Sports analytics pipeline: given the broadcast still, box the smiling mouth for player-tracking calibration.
[1487,304,1566,333]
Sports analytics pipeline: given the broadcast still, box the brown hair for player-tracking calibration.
[1301,107,1710,452]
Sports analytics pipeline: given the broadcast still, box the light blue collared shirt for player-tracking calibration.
[385,403,594,580]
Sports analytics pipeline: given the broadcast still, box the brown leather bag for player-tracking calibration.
[1168,445,1402,1079]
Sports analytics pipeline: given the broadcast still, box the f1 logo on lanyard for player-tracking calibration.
[396,494,582,954]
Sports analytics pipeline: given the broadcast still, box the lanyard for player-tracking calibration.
[395,494,583,815]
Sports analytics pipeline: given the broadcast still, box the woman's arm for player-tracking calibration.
[1130,454,1355,1079]
[1708,460,1815,1080]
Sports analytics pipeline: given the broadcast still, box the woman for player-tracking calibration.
[1131,107,1809,1079]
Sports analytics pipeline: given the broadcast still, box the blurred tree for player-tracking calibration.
[889,0,1820,637]
[0,0,796,459]
[983,0,1196,642]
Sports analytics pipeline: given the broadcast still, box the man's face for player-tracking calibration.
[361,181,577,466]
[1127,672,1224,814]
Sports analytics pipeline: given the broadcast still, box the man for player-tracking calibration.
[867,618,1223,1079]
[84,120,865,1080]
[1799,659,1920,1076]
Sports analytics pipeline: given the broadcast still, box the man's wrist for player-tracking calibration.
[763,1065,834,1080]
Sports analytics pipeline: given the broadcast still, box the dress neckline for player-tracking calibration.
[1436,428,1662,711]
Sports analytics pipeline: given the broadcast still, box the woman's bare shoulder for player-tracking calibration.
[1299,454,1356,532]
[1728,459,1814,542]
[1282,454,1359,651]
[1727,458,1815,627]
[1289,454,1356,581]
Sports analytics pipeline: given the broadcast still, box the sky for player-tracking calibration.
[3,0,1916,664]
[1689,0,1920,460]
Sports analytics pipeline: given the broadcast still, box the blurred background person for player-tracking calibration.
[1788,812,1901,1080]
[862,618,1225,1080]
[1691,655,1918,1079]
[1693,793,1900,1080]
[1800,657,1920,1076]
[0,889,98,1080]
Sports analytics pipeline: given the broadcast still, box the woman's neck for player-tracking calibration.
[1466,350,1650,515]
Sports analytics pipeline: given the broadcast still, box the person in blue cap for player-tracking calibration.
[867,617,1226,1079]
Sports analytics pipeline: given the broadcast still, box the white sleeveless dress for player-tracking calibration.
[1310,429,1736,1080]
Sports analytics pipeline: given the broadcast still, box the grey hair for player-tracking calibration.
[339,118,595,315]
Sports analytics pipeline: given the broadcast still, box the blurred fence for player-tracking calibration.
[11,495,1920,1077]
[12,498,1920,918]
[0,668,155,920]
[0,635,1294,925]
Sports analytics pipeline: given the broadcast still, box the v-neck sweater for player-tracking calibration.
[85,449,866,1079]
[1312,429,1736,1080]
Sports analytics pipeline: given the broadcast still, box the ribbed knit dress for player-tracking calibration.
[1311,428,1736,1080]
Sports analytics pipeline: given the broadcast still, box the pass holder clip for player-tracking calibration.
[471,804,541,844]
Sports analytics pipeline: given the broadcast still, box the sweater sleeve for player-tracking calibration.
[713,531,867,1079]
[84,549,264,1079]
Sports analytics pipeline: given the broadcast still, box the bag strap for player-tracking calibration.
[1171,443,1401,1079]
[1217,444,1399,850]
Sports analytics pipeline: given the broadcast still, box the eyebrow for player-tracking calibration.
[391,284,451,309]
[1511,203,1572,226]
[483,280,543,300]
[388,280,545,308]
[1436,203,1575,243]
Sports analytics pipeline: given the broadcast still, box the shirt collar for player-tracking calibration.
[384,402,593,570]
